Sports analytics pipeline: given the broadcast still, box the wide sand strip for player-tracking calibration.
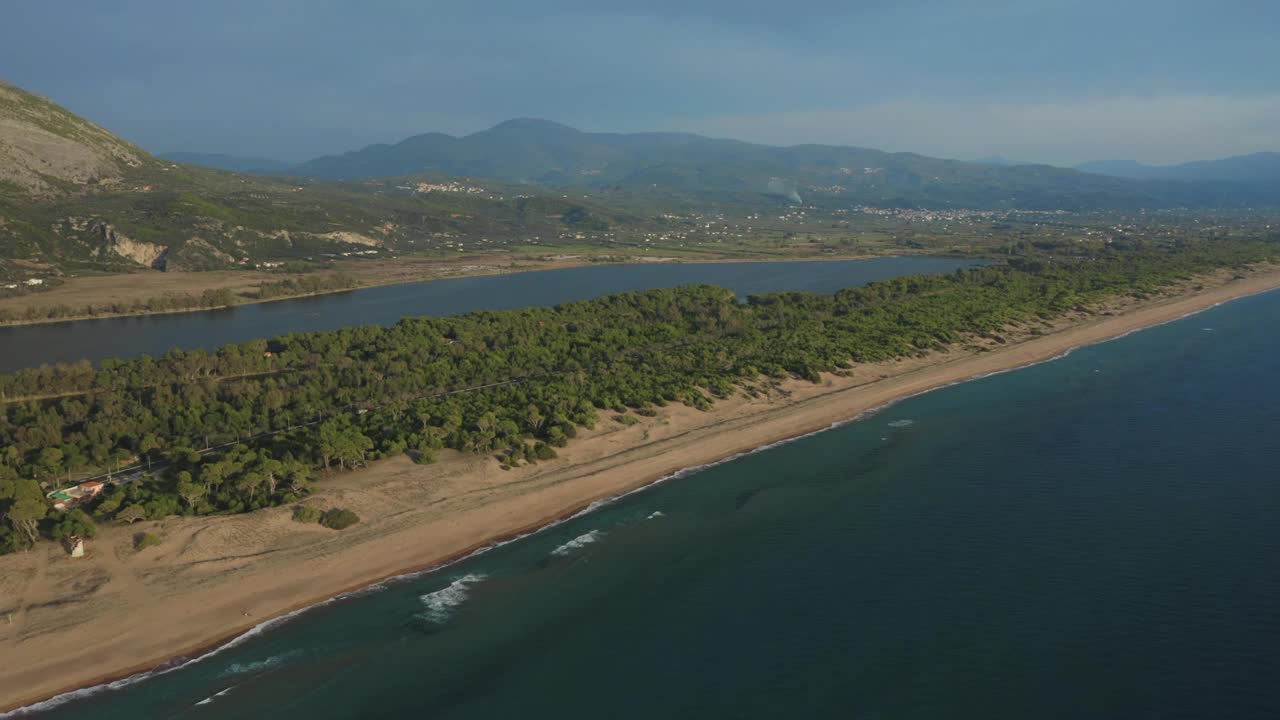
[3,266,1280,712]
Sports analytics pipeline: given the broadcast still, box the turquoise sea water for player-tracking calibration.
[11,289,1280,719]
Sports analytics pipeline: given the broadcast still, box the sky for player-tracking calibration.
[3,0,1278,165]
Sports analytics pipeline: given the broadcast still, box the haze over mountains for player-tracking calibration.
[4,77,1280,278]
[166,119,1280,209]
[157,152,293,175]
[1076,153,1280,186]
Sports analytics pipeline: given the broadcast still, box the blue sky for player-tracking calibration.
[3,0,1277,164]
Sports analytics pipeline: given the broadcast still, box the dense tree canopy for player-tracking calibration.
[1,237,1275,553]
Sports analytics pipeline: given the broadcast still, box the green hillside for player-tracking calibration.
[292,119,1278,210]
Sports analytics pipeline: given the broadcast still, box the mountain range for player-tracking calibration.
[0,82,636,275]
[1076,153,1280,185]
[284,119,1280,209]
[164,120,1279,211]
[3,77,1279,279]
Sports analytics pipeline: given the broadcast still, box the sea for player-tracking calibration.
[8,288,1280,719]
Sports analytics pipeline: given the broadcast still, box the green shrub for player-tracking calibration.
[50,509,97,541]
[292,505,323,524]
[320,508,360,530]
[134,532,162,551]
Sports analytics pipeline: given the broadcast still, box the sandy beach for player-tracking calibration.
[3,265,1280,713]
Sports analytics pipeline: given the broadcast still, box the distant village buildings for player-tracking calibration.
[413,181,487,195]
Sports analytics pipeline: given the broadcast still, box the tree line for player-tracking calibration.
[256,272,359,300]
[1,236,1275,553]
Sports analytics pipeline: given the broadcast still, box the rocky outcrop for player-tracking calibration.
[95,222,168,269]
[314,231,383,247]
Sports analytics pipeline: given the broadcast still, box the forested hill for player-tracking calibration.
[289,119,1276,210]
[2,235,1277,553]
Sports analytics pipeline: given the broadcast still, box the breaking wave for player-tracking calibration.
[195,686,236,706]
[418,574,488,624]
[551,530,604,556]
[887,419,915,428]
[220,651,301,678]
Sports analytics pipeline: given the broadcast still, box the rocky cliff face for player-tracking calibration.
[96,222,168,269]
[313,231,383,247]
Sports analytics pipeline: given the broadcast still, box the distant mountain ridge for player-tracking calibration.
[1077,152,1280,186]
[0,82,641,275]
[159,152,292,174]
[285,119,1277,210]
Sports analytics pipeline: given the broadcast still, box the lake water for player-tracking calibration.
[12,289,1280,718]
[0,257,980,374]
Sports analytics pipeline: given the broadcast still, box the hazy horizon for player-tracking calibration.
[151,120,1276,171]
[5,0,1278,165]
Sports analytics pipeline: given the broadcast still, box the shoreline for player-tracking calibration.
[0,287,361,329]
[3,266,1279,714]
[0,250,897,330]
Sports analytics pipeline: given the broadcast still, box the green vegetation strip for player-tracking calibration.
[1,238,1276,553]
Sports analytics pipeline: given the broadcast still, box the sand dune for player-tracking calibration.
[3,265,1279,712]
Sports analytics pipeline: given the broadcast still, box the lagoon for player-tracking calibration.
[0,257,980,373]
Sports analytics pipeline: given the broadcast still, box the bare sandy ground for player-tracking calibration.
[2,265,1279,712]
[0,256,544,324]
[0,269,279,311]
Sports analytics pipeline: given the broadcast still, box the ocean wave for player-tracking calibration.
[551,530,603,556]
[220,651,301,678]
[194,686,236,706]
[418,574,488,624]
[887,419,914,428]
[647,511,664,519]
